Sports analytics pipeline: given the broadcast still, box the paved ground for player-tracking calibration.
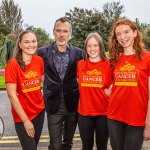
[0,90,150,150]
[0,140,150,150]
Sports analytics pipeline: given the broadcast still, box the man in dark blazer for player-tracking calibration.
[38,17,83,150]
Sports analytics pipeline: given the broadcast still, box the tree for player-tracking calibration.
[25,25,53,47]
[0,36,15,67]
[134,18,150,49]
[35,28,53,47]
[134,18,149,31]
[66,7,103,48]
[65,2,125,49]
[142,27,150,49]
[102,2,125,25]
[102,2,125,48]
[0,0,23,32]
[0,23,11,35]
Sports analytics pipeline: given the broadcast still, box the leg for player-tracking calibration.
[95,116,109,150]
[78,114,94,150]
[15,122,37,150]
[124,125,144,150]
[47,114,64,150]
[62,112,77,150]
[108,119,125,150]
[32,110,45,145]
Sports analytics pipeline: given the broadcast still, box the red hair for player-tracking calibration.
[109,18,145,69]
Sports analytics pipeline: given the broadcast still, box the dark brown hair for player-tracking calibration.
[109,18,145,69]
[53,17,72,31]
[13,30,37,70]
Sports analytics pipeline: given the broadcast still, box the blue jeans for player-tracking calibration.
[78,114,109,150]
[47,112,77,150]
[15,110,45,150]
[108,119,144,150]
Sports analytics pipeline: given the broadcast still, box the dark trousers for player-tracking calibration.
[47,112,77,150]
[108,119,144,150]
[15,110,45,150]
[78,114,109,150]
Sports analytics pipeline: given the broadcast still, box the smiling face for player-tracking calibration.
[53,21,72,50]
[86,37,101,62]
[115,24,137,51]
[19,32,37,57]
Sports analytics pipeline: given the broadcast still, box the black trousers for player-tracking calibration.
[78,114,109,150]
[108,119,144,150]
[15,110,45,150]
[47,112,77,150]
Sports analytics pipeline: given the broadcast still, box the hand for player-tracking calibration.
[144,127,150,141]
[104,85,112,97]
[23,120,35,138]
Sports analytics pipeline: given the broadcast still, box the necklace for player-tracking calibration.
[121,54,134,64]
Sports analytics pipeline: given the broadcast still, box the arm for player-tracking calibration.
[104,84,113,97]
[41,75,44,83]
[6,83,35,137]
[144,77,150,141]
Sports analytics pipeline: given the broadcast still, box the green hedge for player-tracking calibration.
[0,76,5,89]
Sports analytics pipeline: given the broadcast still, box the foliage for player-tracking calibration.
[35,28,53,47]
[0,37,15,67]
[0,23,11,35]
[0,0,23,32]
[134,18,149,32]
[0,26,52,67]
[65,1,125,49]
[66,8,103,48]
[101,1,125,50]
[142,27,150,50]
[134,18,150,49]
[0,34,6,47]
[25,25,53,47]
[102,1,125,24]
[0,76,5,88]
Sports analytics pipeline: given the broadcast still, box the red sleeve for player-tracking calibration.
[77,60,86,78]
[77,61,80,78]
[5,59,18,83]
[105,60,113,88]
[40,57,44,76]
[147,54,150,76]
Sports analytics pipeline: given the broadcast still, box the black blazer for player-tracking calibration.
[38,43,83,115]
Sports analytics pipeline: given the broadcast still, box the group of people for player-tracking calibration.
[5,16,150,150]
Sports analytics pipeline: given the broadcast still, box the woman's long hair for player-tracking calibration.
[13,30,37,71]
[84,32,107,60]
[109,18,145,69]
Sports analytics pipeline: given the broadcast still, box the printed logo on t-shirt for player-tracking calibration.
[81,69,104,88]
[21,71,40,93]
[114,63,138,86]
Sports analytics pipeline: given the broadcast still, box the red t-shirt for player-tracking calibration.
[77,59,112,116]
[5,55,45,122]
[108,52,150,126]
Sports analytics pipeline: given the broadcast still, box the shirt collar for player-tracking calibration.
[54,42,70,52]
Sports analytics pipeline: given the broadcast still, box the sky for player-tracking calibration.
[7,0,150,38]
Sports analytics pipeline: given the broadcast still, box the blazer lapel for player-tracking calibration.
[46,44,60,78]
[65,44,75,76]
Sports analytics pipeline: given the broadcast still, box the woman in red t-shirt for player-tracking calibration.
[77,32,112,150]
[108,18,150,150]
[5,30,45,150]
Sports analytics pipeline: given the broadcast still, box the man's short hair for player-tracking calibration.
[53,17,72,30]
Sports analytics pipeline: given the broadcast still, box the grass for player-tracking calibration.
[0,76,5,89]
[0,76,43,89]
